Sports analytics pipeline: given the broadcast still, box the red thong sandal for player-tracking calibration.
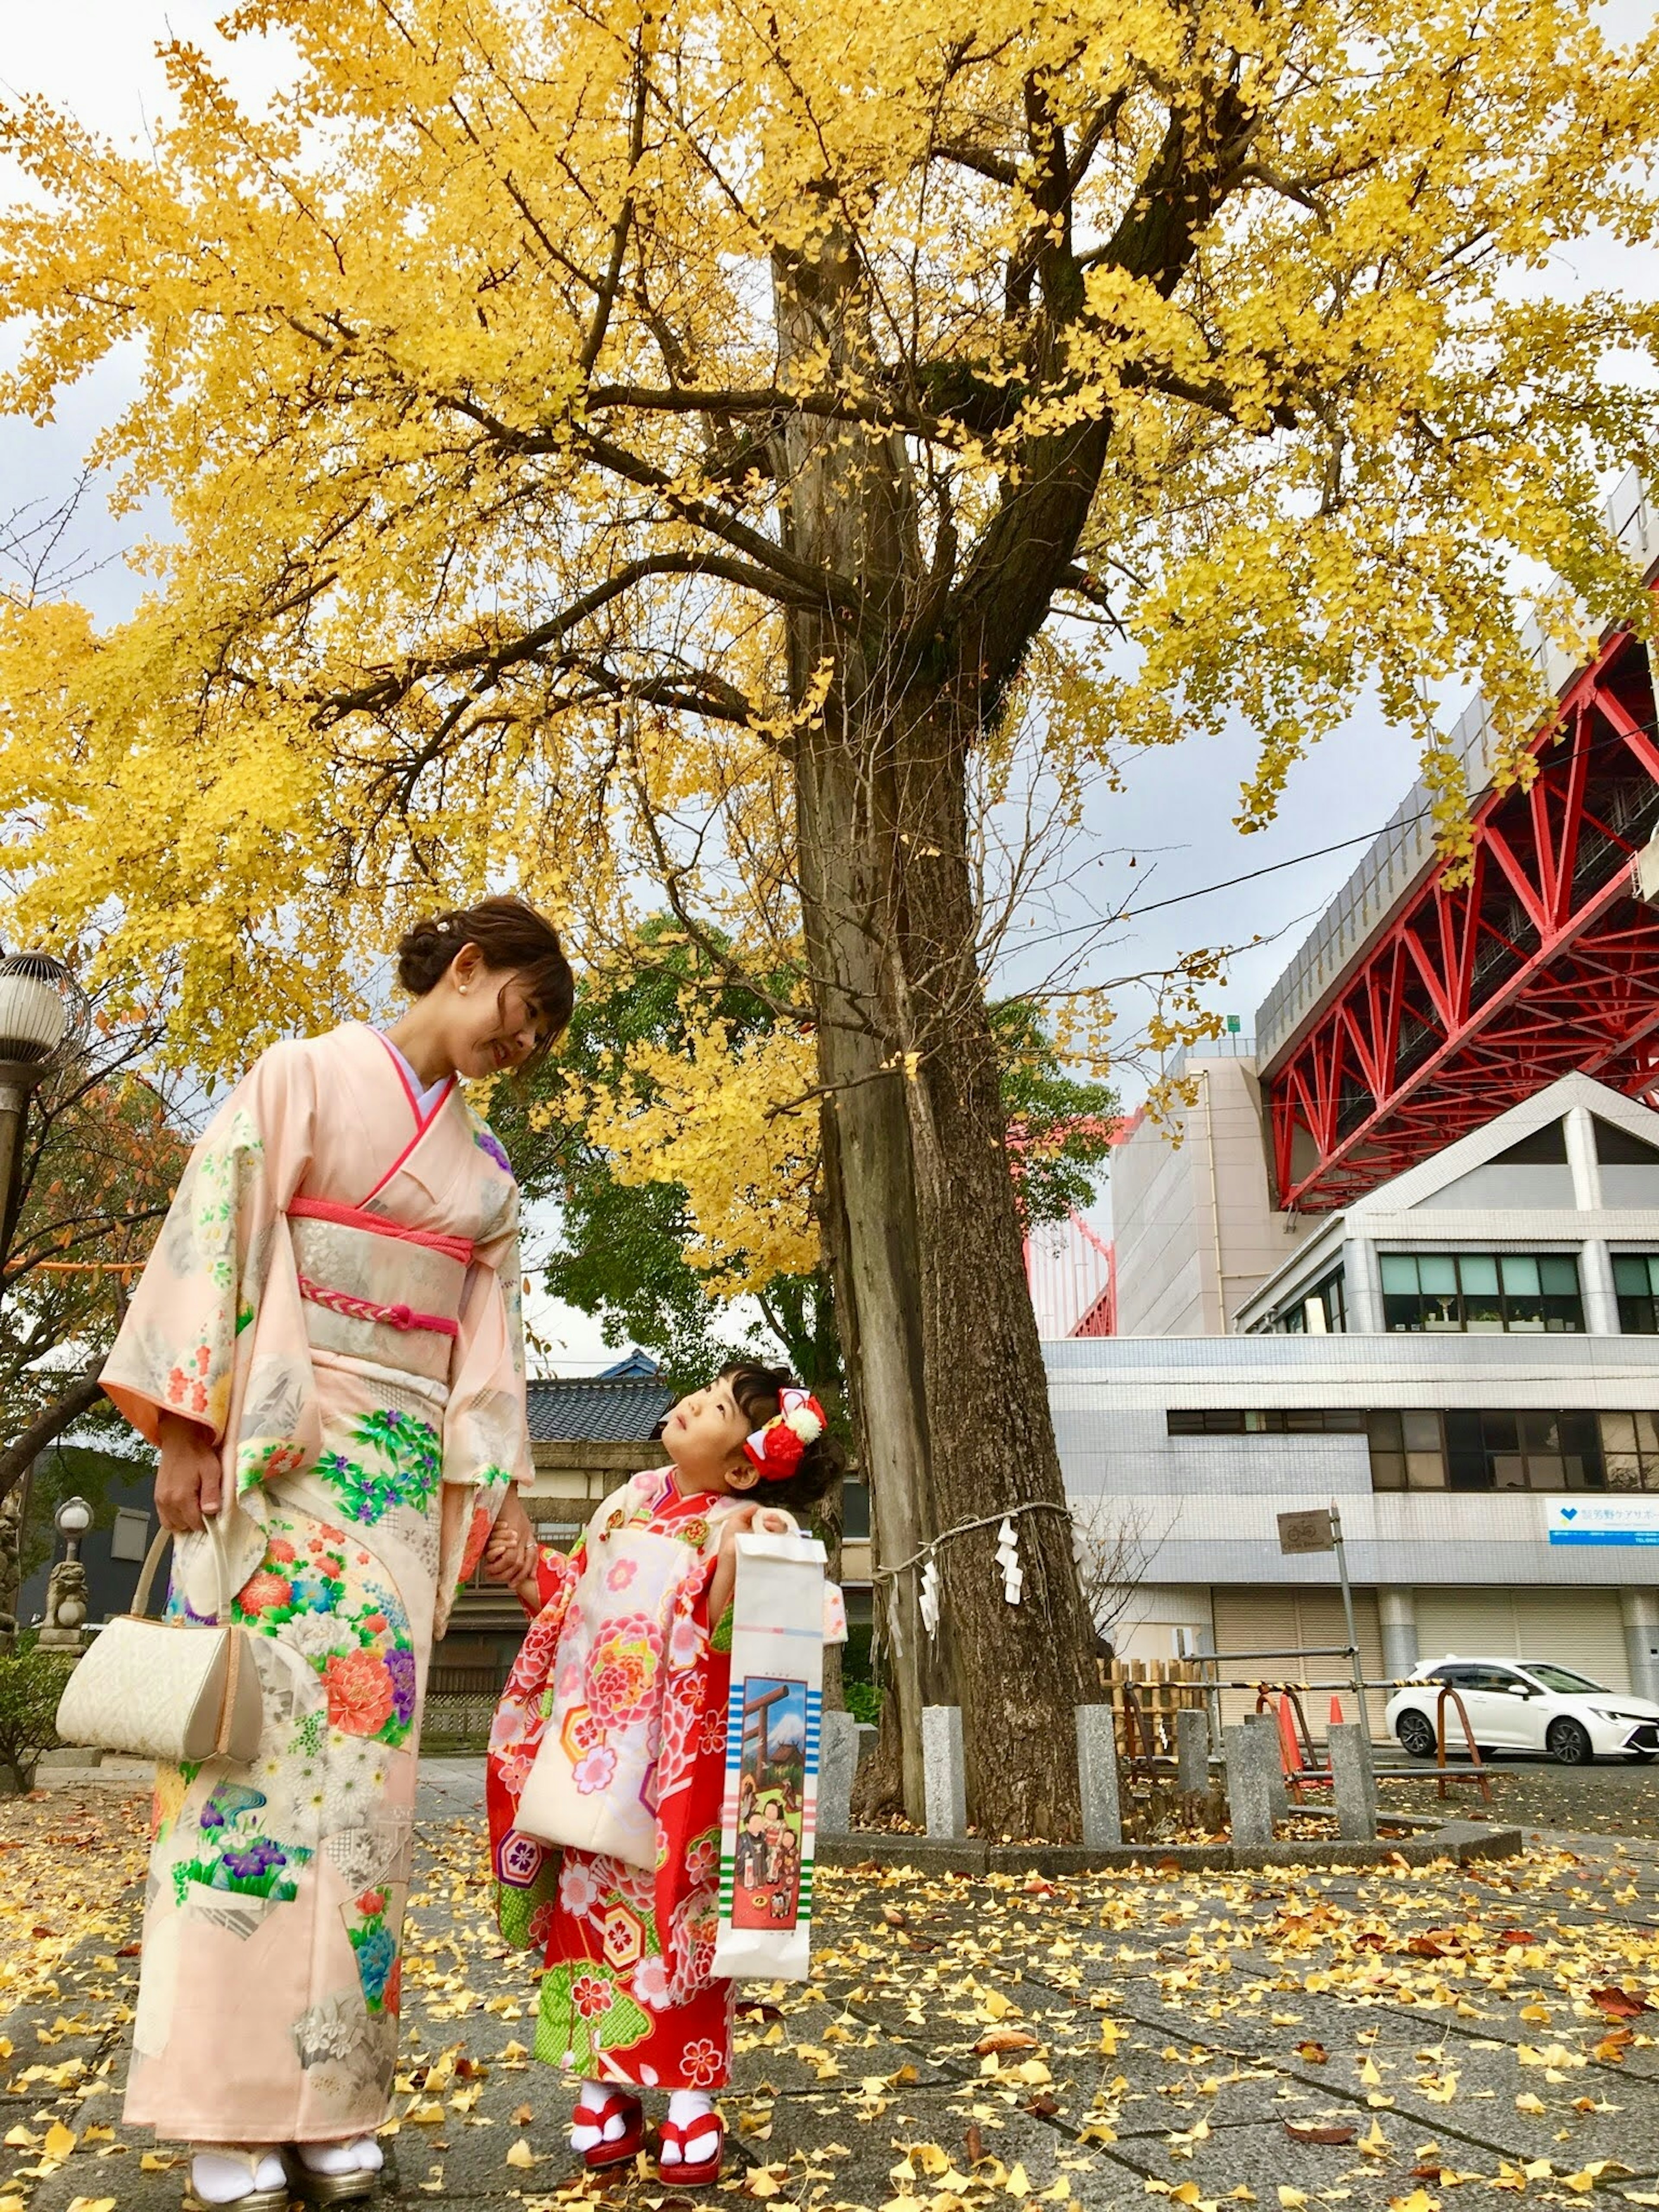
[572,2089,644,2172]
[657,2110,725,2188]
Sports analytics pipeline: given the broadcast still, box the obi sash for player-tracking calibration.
[286,1196,473,1386]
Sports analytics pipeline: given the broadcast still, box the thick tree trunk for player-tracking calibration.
[773,259,1091,1839]
[801,783,951,1819]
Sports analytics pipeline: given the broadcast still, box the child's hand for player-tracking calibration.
[715,1503,794,1557]
[710,1503,794,1620]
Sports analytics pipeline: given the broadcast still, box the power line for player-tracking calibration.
[1043,713,1659,941]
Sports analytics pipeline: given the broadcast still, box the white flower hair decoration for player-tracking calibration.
[743,1386,828,1481]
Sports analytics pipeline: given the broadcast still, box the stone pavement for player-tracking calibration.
[5,1763,1659,2209]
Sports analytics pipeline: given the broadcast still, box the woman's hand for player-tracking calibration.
[154,1412,223,1534]
[483,1487,539,1588]
[709,1501,793,1622]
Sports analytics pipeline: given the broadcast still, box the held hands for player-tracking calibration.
[154,1412,223,1534]
[483,1488,540,1602]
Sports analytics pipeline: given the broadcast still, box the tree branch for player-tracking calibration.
[0,1359,111,1512]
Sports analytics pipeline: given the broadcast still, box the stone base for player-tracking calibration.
[816,1823,1525,1876]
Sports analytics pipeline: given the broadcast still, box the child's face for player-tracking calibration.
[746,1812,765,1836]
[663,1374,763,1497]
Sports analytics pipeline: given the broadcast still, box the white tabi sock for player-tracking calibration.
[297,2136,384,2175]
[570,2080,634,2153]
[189,2148,286,2204]
[666,2088,719,2165]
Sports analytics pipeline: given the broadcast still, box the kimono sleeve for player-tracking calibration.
[437,1188,535,1609]
[102,1039,316,1450]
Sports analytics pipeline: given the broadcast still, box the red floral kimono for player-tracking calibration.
[487,1469,738,2090]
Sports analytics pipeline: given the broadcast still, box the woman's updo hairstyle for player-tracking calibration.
[396,896,575,1072]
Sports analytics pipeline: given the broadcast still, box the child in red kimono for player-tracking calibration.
[486,1364,843,2185]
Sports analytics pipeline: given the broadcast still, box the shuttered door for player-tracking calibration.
[1413,1590,1521,1674]
[1414,1588,1629,1694]
[1211,1587,1387,1738]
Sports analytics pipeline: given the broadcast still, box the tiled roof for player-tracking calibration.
[526,1376,673,1444]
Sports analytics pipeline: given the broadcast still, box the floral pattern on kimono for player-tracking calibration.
[102,1022,533,2145]
[488,1471,740,2089]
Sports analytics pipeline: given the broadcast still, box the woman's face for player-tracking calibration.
[445,950,553,1078]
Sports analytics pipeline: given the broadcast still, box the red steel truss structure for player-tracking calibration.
[1265,626,1659,1213]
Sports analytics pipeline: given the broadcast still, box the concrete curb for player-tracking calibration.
[817,1822,1525,1876]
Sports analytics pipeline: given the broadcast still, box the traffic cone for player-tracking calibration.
[1329,1693,1344,1726]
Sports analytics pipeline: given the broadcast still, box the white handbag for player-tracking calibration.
[55,1517,264,1766]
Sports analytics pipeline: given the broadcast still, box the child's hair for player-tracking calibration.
[395,896,575,1071]
[720,1360,846,1515]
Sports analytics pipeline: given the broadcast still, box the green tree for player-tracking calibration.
[494,922,841,1394]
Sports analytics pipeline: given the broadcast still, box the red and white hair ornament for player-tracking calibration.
[742,1386,828,1481]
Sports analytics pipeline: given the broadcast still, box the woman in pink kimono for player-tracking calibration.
[100,897,570,2211]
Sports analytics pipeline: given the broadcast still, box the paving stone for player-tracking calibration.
[747,2076,1107,2207]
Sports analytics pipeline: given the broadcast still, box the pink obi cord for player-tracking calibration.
[296,1273,460,1339]
[288,1194,475,1267]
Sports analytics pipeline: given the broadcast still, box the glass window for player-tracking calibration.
[842,1479,871,1541]
[110,1508,149,1564]
[1372,1410,1615,1493]
[1597,1413,1659,1490]
[1367,1409,1446,1490]
[1381,1252,1584,1335]
[1521,1662,1606,1694]
[1274,1265,1350,1335]
[1615,1254,1659,1335]
[1169,1409,1370,1438]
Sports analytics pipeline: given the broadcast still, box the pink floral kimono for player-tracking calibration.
[486,1471,740,2091]
[101,1021,531,2145]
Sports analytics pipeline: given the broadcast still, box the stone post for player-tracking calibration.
[1176,1705,1211,1795]
[817,1709,859,1838]
[1224,1723,1274,1846]
[1074,1706,1123,1847]
[1328,1721,1378,1840]
[1248,1712,1289,1817]
[922,1706,967,1840]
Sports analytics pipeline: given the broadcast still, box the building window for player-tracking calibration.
[1274,1266,1348,1335]
[1600,1413,1659,1489]
[534,1519,583,1548]
[1369,1408,1611,1491]
[110,1508,149,1563]
[1379,1252,1583,1334]
[1166,1408,1367,1436]
[1614,1255,1659,1334]
[841,1478,871,1541]
[1366,1409,1449,1490]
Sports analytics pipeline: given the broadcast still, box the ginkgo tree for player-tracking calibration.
[3,0,1658,1833]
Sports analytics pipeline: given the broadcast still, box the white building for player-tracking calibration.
[1055,1071,1659,1707]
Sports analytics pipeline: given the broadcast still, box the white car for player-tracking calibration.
[1386,1656,1659,1767]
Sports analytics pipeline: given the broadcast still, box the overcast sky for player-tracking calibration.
[3,6,1652,1361]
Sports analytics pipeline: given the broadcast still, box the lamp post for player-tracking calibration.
[0,952,91,1654]
[0,952,89,1256]
[38,1494,93,1652]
